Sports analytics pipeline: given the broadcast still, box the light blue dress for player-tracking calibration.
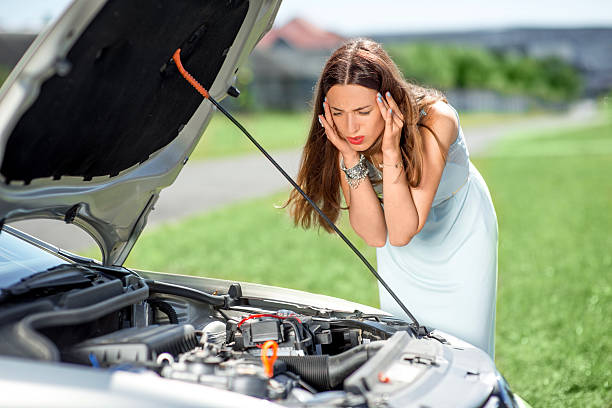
[369,106,498,359]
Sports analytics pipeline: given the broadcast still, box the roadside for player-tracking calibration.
[119,100,612,408]
[10,100,600,253]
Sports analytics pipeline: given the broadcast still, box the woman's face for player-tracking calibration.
[326,84,385,152]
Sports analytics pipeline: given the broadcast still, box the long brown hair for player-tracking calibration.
[286,38,446,232]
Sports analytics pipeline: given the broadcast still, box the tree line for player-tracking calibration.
[387,42,582,102]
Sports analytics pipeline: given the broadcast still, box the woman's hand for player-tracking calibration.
[318,100,360,165]
[376,91,404,155]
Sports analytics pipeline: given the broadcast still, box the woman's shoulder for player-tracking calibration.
[420,101,459,148]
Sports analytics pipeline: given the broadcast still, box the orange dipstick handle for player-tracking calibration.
[172,48,210,99]
[261,340,278,378]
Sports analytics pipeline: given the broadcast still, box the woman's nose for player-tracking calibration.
[347,113,359,134]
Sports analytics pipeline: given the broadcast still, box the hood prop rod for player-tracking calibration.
[172,49,426,336]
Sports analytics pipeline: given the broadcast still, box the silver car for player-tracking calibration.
[0,1,530,407]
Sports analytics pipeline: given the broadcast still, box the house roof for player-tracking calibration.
[257,17,345,51]
[250,48,329,79]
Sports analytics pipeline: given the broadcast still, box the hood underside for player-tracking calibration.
[0,0,281,264]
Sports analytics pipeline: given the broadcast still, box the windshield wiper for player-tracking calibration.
[171,49,427,336]
[0,264,97,302]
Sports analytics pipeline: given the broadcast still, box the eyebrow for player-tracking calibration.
[329,105,371,112]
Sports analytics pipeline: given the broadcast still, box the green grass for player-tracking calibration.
[189,110,534,160]
[477,120,612,407]
[111,116,612,407]
[189,111,311,160]
[489,120,612,157]
[124,194,380,306]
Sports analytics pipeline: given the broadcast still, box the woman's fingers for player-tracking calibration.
[376,93,402,130]
[318,113,335,139]
[323,99,337,130]
[376,93,390,122]
[376,92,389,111]
[322,101,338,135]
[383,92,404,129]
[385,107,394,130]
[384,91,404,121]
[391,110,404,129]
[322,100,340,137]
[319,107,350,152]
[377,92,403,132]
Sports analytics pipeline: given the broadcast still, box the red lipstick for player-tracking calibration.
[347,136,365,145]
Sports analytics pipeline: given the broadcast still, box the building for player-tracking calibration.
[245,18,345,110]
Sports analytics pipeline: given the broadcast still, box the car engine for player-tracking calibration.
[0,263,517,407]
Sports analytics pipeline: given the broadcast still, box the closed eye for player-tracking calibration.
[331,109,371,116]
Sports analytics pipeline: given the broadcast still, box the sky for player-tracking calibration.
[0,0,611,34]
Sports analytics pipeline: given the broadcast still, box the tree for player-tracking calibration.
[387,42,582,103]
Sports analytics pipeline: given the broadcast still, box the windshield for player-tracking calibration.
[0,229,67,289]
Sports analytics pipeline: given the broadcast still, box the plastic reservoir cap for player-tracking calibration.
[261,340,278,378]
[202,320,227,345]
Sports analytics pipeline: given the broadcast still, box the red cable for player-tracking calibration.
[237,314,283,328]
[237,313,301,328]
[172,48,210,99]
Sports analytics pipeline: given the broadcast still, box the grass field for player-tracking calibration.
[125,193,380,306]
[121,115,612,407]
[189,111,311,160]
[481,120,612,407]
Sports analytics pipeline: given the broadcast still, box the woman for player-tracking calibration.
[286,38,498,359]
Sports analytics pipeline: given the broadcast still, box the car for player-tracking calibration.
[0,1,531,407]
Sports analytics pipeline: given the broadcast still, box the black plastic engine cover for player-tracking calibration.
[64,323,198,365]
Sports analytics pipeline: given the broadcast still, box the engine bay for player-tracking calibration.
[65,309,397,403]
[0,263,432,406]
[0,261,513,408]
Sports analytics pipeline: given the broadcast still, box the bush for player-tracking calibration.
[387,43,582,102]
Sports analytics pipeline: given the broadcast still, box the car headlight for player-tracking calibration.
[482,372,521,408]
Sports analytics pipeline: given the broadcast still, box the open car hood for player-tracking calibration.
[0,0,281,265]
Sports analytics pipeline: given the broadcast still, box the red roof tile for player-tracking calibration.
[257,17,345,50]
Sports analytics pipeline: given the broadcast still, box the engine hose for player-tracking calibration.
[145,279,226,307]
[278,341,384,390]
[147,299,179,324]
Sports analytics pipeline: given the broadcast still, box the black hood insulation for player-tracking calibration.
[1,0,249,184]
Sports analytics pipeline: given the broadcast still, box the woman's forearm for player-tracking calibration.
[341,153,387,247]
[381,150,419,246]
[347,179,387,246]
